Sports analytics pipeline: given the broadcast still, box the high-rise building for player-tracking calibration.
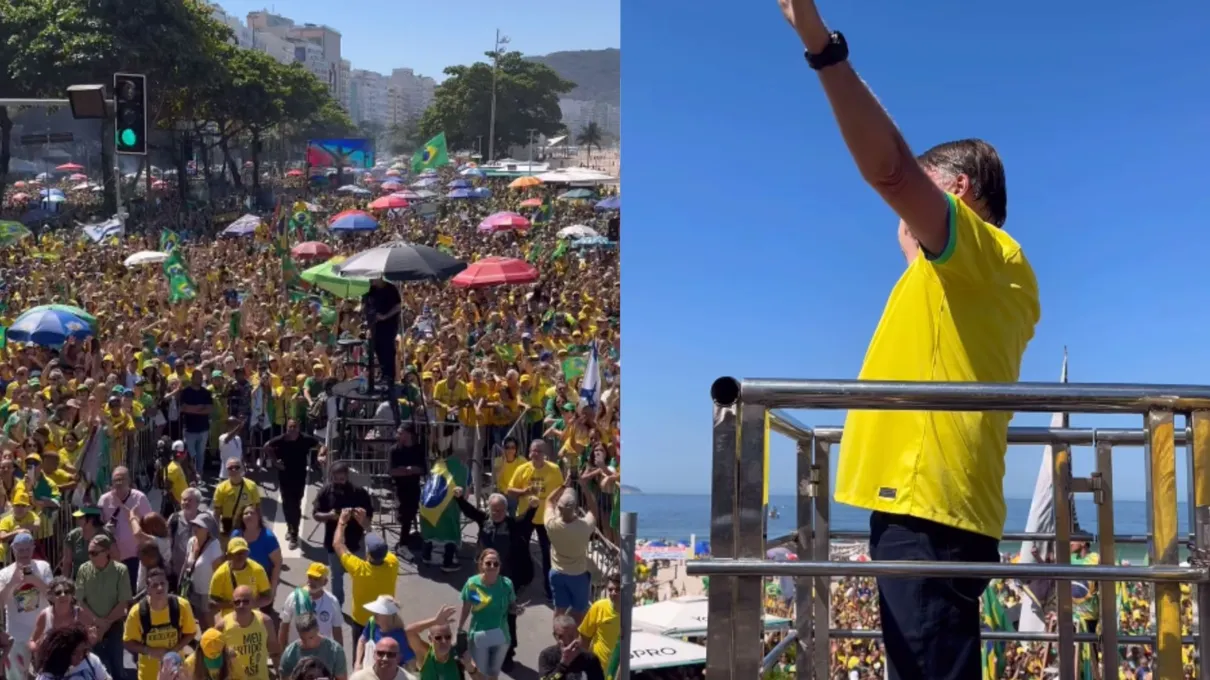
[389,68,437,121]
[247,11,343,101]
[339,60,352,111]
[559,99,621,139]
[349,70,390,126]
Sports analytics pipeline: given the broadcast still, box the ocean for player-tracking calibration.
[624,493,1190,562]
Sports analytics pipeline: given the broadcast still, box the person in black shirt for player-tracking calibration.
[179,370,214,474]
[386,425,426,555]
[537,615,604,680]
[265,419,327,550]
[361,279,402,396]
[453,488,538,671]
[312,461,373,607]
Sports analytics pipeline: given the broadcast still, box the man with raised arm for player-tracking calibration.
[775,2,1041,679]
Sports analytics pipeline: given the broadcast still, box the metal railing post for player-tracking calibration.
[1190,410,1210,675]
[706,401,739,676]
[1053,443,1076,680]
[735,403,769,678]
[617,512,637,680]
[1094,438,1119,680]
[1148,409,1182,679]
[794,439,815,680]
[810,435,831,679]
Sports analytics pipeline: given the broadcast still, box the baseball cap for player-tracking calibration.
[200,628,225,658]
[306,562,329,580]
[226,537,250,555]
[365,534,388,563]
[25,453,41,465]
[72,506,102,518]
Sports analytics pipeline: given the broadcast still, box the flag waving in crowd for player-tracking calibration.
[412,132,450,173]
[162,249,197,303]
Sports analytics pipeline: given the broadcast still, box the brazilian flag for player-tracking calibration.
[412,132,450,174]
[530,198,553,226]
[464,582,494,613]
[980,583,1010,679]
[160,228,181,254]
[419,458,457,526]
[549,240,568,261]
[163,250,197,304]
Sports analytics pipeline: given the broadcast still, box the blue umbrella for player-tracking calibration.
[470,187,492,198]
[572,236,616,249]
[419,168,439,177]
[448,179,472,189]
[411,178,439,188]
[460,168,486,178]
[7,308,94,346]
[446,188,478,199]
[39,188,65,198]
[329,210,379,232]
[595,195,621,211]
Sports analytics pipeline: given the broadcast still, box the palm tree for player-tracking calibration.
[576,122,603,165]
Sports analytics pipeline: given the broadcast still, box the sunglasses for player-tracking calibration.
[375,651,398,659]
[233,598,251,606]
[87,550,104,556]
[227,465,242,471]
[431,635,451,642]
[483,561,500,568]
[52,589,72,596]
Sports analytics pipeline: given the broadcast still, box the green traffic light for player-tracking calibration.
[119,128,138,147]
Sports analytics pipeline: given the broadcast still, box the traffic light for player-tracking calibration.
[113,73,147,155]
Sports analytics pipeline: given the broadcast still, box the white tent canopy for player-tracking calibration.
[631,596,791,637]
[630,631,707,671]
[124,251,168,268]
[556,224,598,239]
[537,167,617,185]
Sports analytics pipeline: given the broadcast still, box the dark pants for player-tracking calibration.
[279,473,307,537]
[96,619,125,680]
[395,478,421,544]
[870,511,999,680]
[506,611,518,660]
[532,524,553,600]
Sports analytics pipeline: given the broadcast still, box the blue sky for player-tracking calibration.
[213,0,619,80]
[622,0,1210,502]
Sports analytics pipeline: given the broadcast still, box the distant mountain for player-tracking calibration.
[620,485,642,495]
[526,48,620,107]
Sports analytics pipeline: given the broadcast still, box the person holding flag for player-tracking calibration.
[456,548,515,680]
[418,451,468,572]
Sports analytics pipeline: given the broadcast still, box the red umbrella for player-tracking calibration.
[519,198,543,208]
[55,163,83,172]
[286,169,304,177]
[478,211,531,234]
[451,257,539,288]
[291,241,334,260]
[69,173,88,181]
[369,195,410,210]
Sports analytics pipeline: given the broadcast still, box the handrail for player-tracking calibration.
[699,377,1210,680]
[713,376,1210,413]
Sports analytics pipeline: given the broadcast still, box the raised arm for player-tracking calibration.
[777,0,949,252]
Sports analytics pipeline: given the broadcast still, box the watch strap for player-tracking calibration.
[804,31,849,71]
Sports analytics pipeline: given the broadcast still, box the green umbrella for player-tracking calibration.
[23,304,97,328]
[557,188,595,200]
[300,256,370,299]
[0,221,32,247]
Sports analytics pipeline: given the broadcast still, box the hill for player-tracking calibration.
[526,48,620,106]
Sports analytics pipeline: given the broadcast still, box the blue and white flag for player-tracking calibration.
[81,217,124,243]
[579,341,601,407]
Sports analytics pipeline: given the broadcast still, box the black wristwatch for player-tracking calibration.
[804,31,848,70]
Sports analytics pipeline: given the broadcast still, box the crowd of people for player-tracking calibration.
[0,155,622,680]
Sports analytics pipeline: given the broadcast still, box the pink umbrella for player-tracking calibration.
[451,257,540,288]
[286,169,304,177]
[151,180,167,190]
[10,193,30,202]
[55,163,83,172]
[390,190,422,200]
[291,241,334,260]
[69,173,88,181]
[478,212,531,234]
[13,181,26,189]
[519,198,543,208]
[369,195,410,210]
[384,169,401,177]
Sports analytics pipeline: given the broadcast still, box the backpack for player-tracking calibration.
[307,393,328,429]
[138,597,181,644]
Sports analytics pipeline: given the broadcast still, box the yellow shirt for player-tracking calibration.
[834,194,1040,539]
[213,479,262,531]
[166,460,188,502]
[0,511,39,561]
[494,456,525,495]
[510,460,565,525]
[339,551,399,625]
[579,598,620,673]
[432,380,468,422]
[123,596,199,680]
[209,561,272,619]
[221,610,271,680]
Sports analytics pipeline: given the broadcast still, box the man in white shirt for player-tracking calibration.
[279,562,343,648]
[218,417,243,480]
[349,638,412,680]
[0,533,54,679]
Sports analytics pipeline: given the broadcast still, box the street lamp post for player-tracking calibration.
[486,29,509,163]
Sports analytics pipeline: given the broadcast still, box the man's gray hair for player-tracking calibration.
[182,488,203,503]
[487,493,508,507]
[557,489,579,509]
[295,613,319,634]
[529,439,549,455]
[552,615,578,635]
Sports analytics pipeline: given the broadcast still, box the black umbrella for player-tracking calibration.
[337,241,467,282]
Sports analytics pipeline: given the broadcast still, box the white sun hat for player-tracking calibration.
[363,595,400,616]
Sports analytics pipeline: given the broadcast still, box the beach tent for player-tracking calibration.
[630,631,707,671]
[631,596,791,637]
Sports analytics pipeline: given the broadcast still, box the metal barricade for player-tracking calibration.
[688,377,1210,680]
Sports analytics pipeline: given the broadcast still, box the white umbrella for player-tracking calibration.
[557,224,599,239]
[629,631,707,671]
[70,182,92,192]
[337,185,370,195]
[631,596,791,637]
[124,250,169,267]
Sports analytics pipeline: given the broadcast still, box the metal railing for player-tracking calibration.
[687,377,1210,680]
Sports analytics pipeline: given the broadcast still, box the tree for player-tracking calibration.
[577,122,604,163]
[417,51,575,157]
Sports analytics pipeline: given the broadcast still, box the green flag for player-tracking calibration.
[980,583,1010,679]
[160,229,181,253]
[412,132,450,173]
[531,198,553,225]
[162,250,197,304]
[604,641,620,680]
[549,240,568,261]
